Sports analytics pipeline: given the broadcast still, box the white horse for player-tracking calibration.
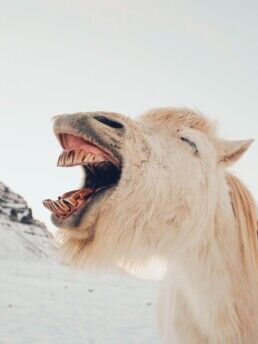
[44,108,257,343]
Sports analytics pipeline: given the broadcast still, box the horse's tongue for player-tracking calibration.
[61,188,93,200]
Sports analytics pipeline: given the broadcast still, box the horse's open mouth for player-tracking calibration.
[43,133,121,220]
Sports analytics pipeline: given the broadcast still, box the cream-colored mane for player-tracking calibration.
[54,108,257,343]
[226,173,258,278]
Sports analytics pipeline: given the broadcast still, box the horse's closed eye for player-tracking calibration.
[180,137,199,155]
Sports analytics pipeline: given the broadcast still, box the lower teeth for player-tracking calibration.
[43,188,94,218]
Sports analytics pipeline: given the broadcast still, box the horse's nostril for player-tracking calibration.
[94,115,124,129]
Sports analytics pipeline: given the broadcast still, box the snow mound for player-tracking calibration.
[0,181,52,259]
[0,181,159,343]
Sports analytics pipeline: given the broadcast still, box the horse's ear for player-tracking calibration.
[217,139,254,166]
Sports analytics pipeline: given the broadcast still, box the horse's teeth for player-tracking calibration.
[57,200,69,212]
[78,150,84,156]
[43,200,52,211]
[57,153,65,167]
[59,200,71,212]
[63,198,72,205]
[57,149,107,167]
[75,150,85,164]
[64,197,77,207]
[72,152,79,164]
[65,150,74,166]
[83,153,91,163]
[94,155,105,162]
[43,198,73,218]
[47,202,56,211]
[51,201,61,212]
[56,201,69,215]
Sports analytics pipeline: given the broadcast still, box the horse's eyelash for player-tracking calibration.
[180,136,199,154]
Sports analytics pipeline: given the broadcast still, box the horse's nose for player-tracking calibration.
[93,114,124,129]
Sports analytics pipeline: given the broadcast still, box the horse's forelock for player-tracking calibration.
[141,107,217,137]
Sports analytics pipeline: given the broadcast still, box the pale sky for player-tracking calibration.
[0,0,257,228]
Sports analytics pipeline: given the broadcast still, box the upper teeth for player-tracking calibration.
[57,150,106,167]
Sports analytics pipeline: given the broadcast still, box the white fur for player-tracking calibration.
[54,108,257,343]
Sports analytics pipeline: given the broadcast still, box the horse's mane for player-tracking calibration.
[226,173,258,276]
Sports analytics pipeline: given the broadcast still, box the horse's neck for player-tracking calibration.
[165,190,258,342]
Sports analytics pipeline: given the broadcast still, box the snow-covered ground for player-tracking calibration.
[0,182,160,343]
[0,260,159,344]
